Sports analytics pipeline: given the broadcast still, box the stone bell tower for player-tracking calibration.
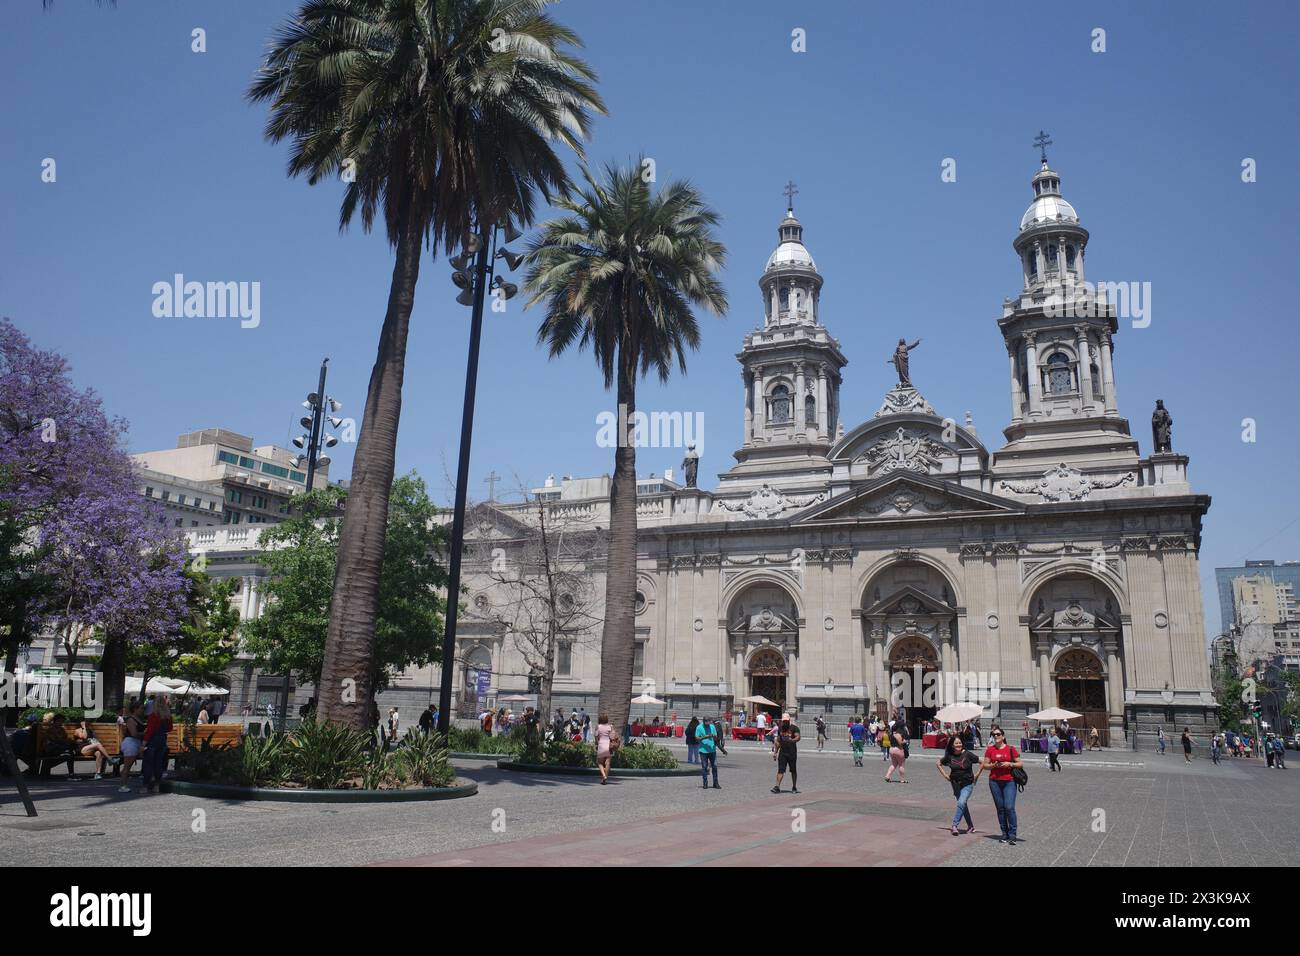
[721,184,848,493]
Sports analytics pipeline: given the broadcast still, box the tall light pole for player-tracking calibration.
[437,215,522,737]
[277,359,342,730]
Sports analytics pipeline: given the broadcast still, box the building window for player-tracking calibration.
[161,491,170,501]
[632,642,645,676]
[144,486,154,498]
[261,462,290,479]
[770,384,791,423]
[1090,364,1102,398]
[217,451,240,465]
[1045,352,1073,395]
[239,456,257,469]
[804,394,816,425]
[208,501,216,510]
[228,489,242,504]
[290,471,306,483]
[174,518,182,527]
[556,642,572,677]
[176,495,186,506]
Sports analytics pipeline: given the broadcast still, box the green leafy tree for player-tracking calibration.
[525,162,727,731]
[248,0,604,729]
[243,475,448,703]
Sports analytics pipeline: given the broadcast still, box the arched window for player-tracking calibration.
[1046,352,1073,395]
[804,394,816,425]
[1026,253,1037,277]
[1090,363,1102,397]
[770,384,791,423]
[1066,244,1076,268]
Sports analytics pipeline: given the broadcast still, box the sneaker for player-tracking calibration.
[770,786,781,794]
[966,827,977,835]
[1008,838,1017,846]
[93,773,103,780]
[998,836,1008,844]
[712,783,722,789]
[117,785,131,793]
[791,787,800,794]
[951,826,960,836]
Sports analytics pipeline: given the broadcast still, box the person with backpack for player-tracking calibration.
[697,716,721,789]
[139,696,173,795]
[815,715,828,752]
[982,727,1023,845]
[685,716,700,765]
[770,714,801,794]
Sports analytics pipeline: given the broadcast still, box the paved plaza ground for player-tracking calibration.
[3,741,1297,867]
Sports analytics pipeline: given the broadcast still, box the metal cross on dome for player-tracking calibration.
[1033,130,1053,164]
[783,180,798,211]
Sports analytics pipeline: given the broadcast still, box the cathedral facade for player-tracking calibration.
[448,156,1215,749]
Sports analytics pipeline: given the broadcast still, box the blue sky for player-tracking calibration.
[2,0,1298,635]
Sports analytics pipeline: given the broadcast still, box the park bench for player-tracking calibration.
[28,720,242,777]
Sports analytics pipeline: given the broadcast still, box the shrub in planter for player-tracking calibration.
[541,739,597,768]
[395,730,454,787]
[448,726,521,755]
[175,737,240,781]
[234,732,293,788]
[289,719,368,789]
[611,741,678,770]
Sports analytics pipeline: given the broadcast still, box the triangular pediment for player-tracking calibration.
[794,472,1022,523]
[463,503,533,541]
[863,584,955,617]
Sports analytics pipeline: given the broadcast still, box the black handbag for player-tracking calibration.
[1011,765,1028,791]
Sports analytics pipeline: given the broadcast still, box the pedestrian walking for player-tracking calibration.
[879,725,891,762]
[884,731,908,784]
[1087,726,1101,751]
[982,727,1023,845]
[1273,736,1287,769]
[848,716,866,766]
[685,716,700,764]
[938,736,983,835]
[1157,725,1166,755]
[770,714,801,794]
[697,716,721,790]
[1181,727,1193,762]
[594,713,616,784]
[815,715,827,753]
[1047,727,1062,772]
[1265,734,1276,768]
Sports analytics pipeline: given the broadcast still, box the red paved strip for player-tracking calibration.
[373,790,972,867]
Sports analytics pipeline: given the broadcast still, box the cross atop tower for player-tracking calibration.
[783,180,798,212]
[484,470,501,501]
[1033,130,1053,165]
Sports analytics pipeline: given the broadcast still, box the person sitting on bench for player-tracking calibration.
[38,713,77,778]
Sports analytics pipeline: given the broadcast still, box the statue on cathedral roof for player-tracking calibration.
[1152,399,1173,453]
[889,337,922,387]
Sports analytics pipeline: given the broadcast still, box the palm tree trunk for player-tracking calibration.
[317,205,422,730]
[598,350,638,734]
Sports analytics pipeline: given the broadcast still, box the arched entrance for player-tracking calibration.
[887,635,940,738]
[746,647,788,717]
[1027,573,1125,746]
[1053,648,1108,744]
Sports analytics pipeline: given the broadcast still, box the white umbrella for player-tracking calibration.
[934,702,984,723]
[1026,707,1081,722]
[499,694,530,702]
[740,694,779,708]
[630,692,666,723]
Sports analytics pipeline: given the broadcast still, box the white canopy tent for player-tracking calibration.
[124,676,229,697]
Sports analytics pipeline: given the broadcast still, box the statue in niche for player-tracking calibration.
[888,337,922,387]
[1151,399,1173,453]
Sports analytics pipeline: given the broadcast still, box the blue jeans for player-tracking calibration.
[686,742,699,764]
[141,739,168,789]
[951,784,974,829]
[988,778,1018,838]
[700,750,718,786]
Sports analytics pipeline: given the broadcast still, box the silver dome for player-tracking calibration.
[1020,194,1079,231]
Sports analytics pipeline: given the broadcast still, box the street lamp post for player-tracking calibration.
[276,359,341,731]
[436,216,521,737]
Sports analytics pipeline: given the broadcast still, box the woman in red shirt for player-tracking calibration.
[139,697,173,794]
[981,727,1023,845]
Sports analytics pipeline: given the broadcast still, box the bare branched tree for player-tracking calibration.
[464,480,605,721]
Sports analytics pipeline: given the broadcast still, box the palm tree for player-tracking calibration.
[248,0,603,728]
[525,163,727,733]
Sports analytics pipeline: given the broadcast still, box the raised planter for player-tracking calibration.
[159,778,478,803]
[449,751,518,760]
[495,759,696,777]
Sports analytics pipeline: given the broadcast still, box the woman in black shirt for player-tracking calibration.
[938,736,983,835]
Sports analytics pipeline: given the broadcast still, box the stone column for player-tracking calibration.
[794,362,806,438]
[752,364,765,437]
[1023,333,1042,416]
[816,364,828,439]
[743,369,753,444]
[1103,637,1126,745]
[1099,332,1118,414]
[1008,342,1024,423]
[1075,325,1094,412]
[1057,236,1068,283]
[1077,245,1086,284]
[1036,636,1052,710]
[240,575,253,620]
